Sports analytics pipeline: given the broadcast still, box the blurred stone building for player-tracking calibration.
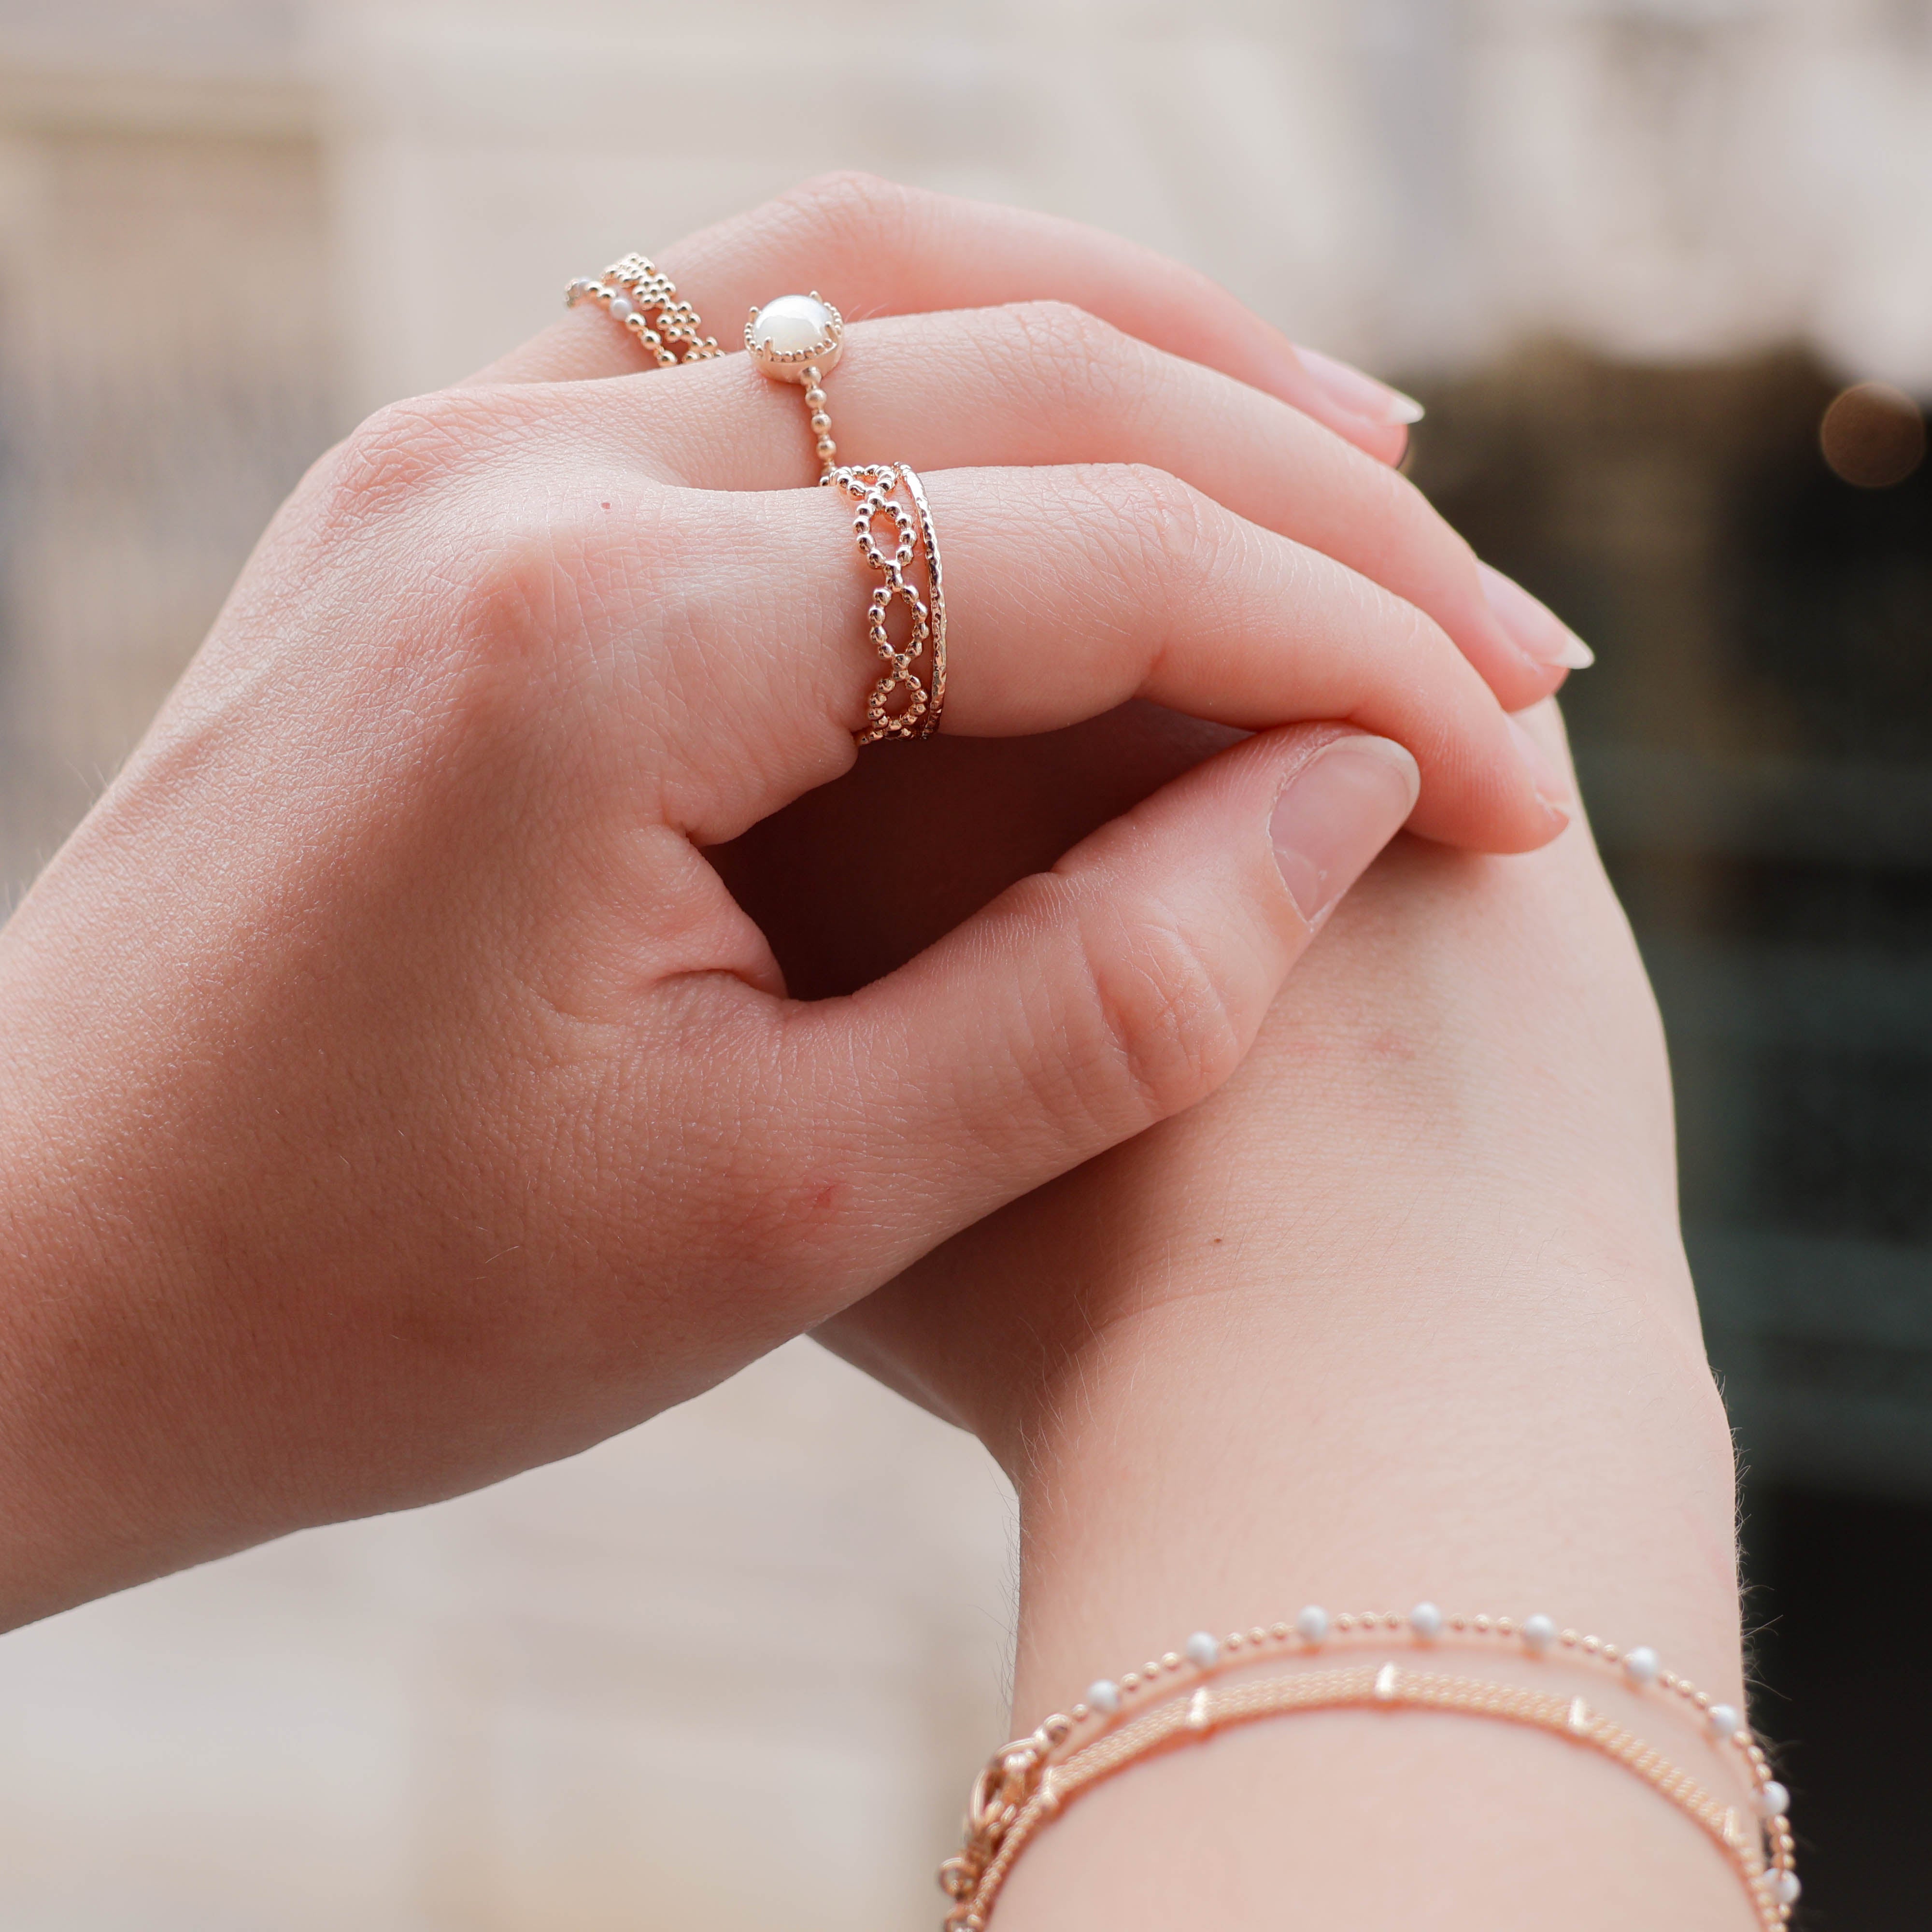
[0,1,1927,1928]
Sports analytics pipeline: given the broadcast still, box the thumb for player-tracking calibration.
[781,724,1420,1277]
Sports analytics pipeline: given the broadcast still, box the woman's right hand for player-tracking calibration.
[0,177,1571,1627]
[821,704,1749,1930]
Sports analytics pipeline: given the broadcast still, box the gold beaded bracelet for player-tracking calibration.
[942,1605,1798,1932]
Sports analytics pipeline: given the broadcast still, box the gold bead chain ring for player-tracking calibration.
[748,292,948,744]
[745,290,847,475]
[565,255,721,366]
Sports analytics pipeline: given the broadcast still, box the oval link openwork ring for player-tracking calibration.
[832,463,948,745]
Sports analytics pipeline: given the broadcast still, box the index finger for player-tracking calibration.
[469,171,1419,464]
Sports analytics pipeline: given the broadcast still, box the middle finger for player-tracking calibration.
[590,302,1583,712]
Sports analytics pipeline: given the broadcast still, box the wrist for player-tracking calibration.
[1008,1247,1740,1722]
[0,975,255,1629]
[988,1241,1751,1932]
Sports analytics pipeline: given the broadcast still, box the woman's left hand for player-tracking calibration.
[0,177,1575,1625]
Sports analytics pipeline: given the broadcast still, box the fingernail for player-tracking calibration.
[1271,735,1421,929]
[1294,345,1426,427]
[1507,712,1574,810]
[1478,562,1594,670]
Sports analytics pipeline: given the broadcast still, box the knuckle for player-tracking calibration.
[998,300,1142,417]
[770,169,923,251]
[1006,298,1130,372]
[320,386,527,529]
[1068,887,1244,1126]
[1073,462,1227,586]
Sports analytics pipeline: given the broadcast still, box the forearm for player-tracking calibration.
[1007,1069,1740,1728]
[896,820,1754,1928]
[1003,1226,1744,1930]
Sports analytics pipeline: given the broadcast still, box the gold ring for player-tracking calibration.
[566,255,721,366]
[833,463,947,745]
[748,292,946,744]
[746,292,846,473]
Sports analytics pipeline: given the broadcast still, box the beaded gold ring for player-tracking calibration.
[565,254,721,367]
[747,291,948,745]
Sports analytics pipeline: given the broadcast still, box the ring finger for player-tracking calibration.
[611,464,1566,855]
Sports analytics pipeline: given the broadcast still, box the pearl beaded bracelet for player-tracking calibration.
[940,1605,1797,1931]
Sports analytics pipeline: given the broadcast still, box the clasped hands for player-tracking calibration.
[0,176,1686,1631]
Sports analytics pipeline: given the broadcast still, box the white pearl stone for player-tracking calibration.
[1622,1645,1660,1688]
[1295,1605,1329,1645]
[1184,1631,1220,1669]
[1409,1602,1443,1641]
[1706,1702,1742,1741]
[608,297,634,322]
[1086,1678,1121,1716]
[1773,1871,1800,1906]
[1520,1614,1556,1655]
[1755,1780,1790,1819]
[749,293,838,357]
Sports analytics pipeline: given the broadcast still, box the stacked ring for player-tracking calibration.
[748,291,948,743]
[832,463,948,744]
[565,255,721,366]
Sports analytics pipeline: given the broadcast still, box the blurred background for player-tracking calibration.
[0,0,1925,1926]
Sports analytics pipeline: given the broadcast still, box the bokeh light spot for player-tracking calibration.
[1819,382,1927,489]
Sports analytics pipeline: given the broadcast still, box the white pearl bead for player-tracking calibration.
[1086,1678,1121,1715]
[1520,1614,1556,1655]
[1773,1871,1800,1906]
[1622,1645,1660,1688]
[1755,1780,1790,1819]
[749,292,838,357]
[1184,1631,1220,1669]
[1295,1605,1329,1645]
[1706,1703,1742,1741]
[608,297,634,322]
[1409,1602,1443,1641]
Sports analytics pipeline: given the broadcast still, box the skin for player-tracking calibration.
[0,175,1750,1925]
[0,176,1567,1626]
[798,706,1750,1932]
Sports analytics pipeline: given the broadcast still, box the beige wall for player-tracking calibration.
[320,0,1932,414]
[0,1344,1016,1931]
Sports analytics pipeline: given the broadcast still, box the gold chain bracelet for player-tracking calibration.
[943,1605,1797,1931]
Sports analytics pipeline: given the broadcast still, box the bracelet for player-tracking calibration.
[941,1604,1798,1931]
[564,253,721,366]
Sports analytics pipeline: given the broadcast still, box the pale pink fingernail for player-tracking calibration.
[1507,712,1575,810]
[1271,736,1421,929]
[1478,562,1594,670]
[1294,345,1426,427]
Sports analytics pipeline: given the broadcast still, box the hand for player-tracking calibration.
[819,704,1747,1929]
[0,177,1568,1626]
